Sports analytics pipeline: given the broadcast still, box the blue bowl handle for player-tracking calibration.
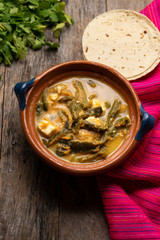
[14,77,36,111]
[135,104,155,141]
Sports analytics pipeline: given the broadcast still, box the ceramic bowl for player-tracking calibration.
[14,61,155,175]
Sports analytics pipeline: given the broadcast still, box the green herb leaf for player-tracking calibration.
[53,22,65,38]
[0,0,73,69]
[52,2,66,12]
[45,41,60,49]
[32,39,43,50]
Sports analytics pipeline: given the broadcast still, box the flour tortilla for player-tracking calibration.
[82,10,160,81]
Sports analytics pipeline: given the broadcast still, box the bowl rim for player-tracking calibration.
[19,60,141,175]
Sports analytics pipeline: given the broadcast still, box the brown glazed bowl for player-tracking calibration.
[14,61,155,175]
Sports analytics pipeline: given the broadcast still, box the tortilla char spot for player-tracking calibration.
[85,46,88,52]
[105,34,109,37]
[121,57,123,59]
[144,30,147,34]
[122,67,125,69]
[139,66,144,68]
[126,34,132,36]
[112,49,115,51]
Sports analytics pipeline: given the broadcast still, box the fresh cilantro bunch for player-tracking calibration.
[0,0,73,66]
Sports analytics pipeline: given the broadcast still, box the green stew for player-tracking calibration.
[35,76,131,163]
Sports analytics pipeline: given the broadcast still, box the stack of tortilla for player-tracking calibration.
[82,10,160,81]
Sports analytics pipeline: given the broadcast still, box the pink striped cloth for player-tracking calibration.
[97,0,160,239]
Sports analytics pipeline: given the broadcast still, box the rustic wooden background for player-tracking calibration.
[0,0,152,239]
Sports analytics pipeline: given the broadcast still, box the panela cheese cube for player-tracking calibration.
[92,98,106,112]
[37,119,57,137]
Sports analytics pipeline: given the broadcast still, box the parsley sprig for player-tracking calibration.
[0,0,73,66]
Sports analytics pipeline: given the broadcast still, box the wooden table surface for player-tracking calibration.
[0,0,152,239]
